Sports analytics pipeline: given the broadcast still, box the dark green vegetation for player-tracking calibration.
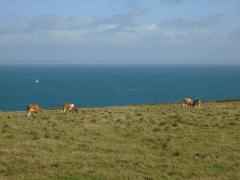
[0,101,240,179]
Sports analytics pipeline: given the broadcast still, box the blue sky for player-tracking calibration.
[0,0,239,64]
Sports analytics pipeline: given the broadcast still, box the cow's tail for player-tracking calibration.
[60,102,64,113]
[27,105,31,119]
[27,105,30,111]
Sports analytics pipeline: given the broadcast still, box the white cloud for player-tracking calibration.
[0,7,233,48]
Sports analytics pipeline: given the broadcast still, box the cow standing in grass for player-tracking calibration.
[27,104,42,119]
[61,103,78,113]
[182,98,193,107]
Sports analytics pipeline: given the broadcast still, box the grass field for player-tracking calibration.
[0,101,240,179]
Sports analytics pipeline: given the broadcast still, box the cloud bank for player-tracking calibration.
[0,11,230,47]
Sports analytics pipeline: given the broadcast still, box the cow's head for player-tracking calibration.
[72,107,78,113]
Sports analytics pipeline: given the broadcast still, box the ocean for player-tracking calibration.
[0,64,240,111]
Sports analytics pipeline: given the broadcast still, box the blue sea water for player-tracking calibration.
[0,64,240,111]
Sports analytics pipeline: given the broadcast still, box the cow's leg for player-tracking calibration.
[63,108,66,113]
[27,111,31,119]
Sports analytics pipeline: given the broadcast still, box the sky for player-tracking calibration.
[0,0,239,64]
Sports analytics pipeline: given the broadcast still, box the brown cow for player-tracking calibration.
[27,104,42,119]
[192,99,201,108]
[182,98,193,107]
[61,103,78,113]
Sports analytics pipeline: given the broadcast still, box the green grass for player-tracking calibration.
[0,101,240,179]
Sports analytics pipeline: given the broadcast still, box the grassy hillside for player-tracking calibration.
[0,101,240,179]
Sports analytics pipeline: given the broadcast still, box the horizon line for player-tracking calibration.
[0,63,240,66]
